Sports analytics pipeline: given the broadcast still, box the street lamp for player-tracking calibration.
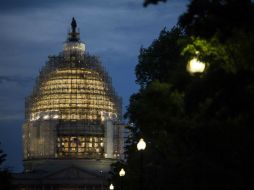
[137,138,146,151]
[119,168,126,177]
[137,138,146,190]
[186,57,206,74]
[119,168,125,190]
[109,183,114,190]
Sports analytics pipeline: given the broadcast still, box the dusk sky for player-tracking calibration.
[0,0,188,172]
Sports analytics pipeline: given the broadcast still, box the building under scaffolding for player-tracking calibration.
[12,18,125,190]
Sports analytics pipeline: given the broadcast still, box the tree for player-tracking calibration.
[135,27,189,88]
[0,145,12,190]
[114,0,254,190]
[111,27,195,190]
[143,0,166,7]
[178,0,254,40]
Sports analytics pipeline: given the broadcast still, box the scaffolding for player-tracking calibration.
[23,21,124,165]
[25,53,121,123]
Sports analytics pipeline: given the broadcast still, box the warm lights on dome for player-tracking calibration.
[28,67,117,123]
[23,19,122,161]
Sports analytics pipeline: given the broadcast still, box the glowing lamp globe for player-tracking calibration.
[137,138,146,151]
[119,168,125,177]
[109,184,114,190]
[187,57,206,74]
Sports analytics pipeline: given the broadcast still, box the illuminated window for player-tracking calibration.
[57,136,104,158]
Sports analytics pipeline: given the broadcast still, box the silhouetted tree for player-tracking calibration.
[143,0,166,7]
[178,0,254,40]
[0,144,12,190]
[113,0,254,190]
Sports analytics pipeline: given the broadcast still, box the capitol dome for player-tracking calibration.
[22,18,123,171]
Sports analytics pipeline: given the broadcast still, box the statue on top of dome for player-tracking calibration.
[71,17,77,33]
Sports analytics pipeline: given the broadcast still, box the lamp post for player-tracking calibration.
[119,168,125,190]
[109,183,114,190]
[137,138,146,190]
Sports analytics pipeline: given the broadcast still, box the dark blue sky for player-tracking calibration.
[0,0,188,172]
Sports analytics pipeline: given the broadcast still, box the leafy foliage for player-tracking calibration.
[135,27,189,88]
[178,0,254,40]
[110,1,254,190]
[0,148,6,168]
[143,0,166,7]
